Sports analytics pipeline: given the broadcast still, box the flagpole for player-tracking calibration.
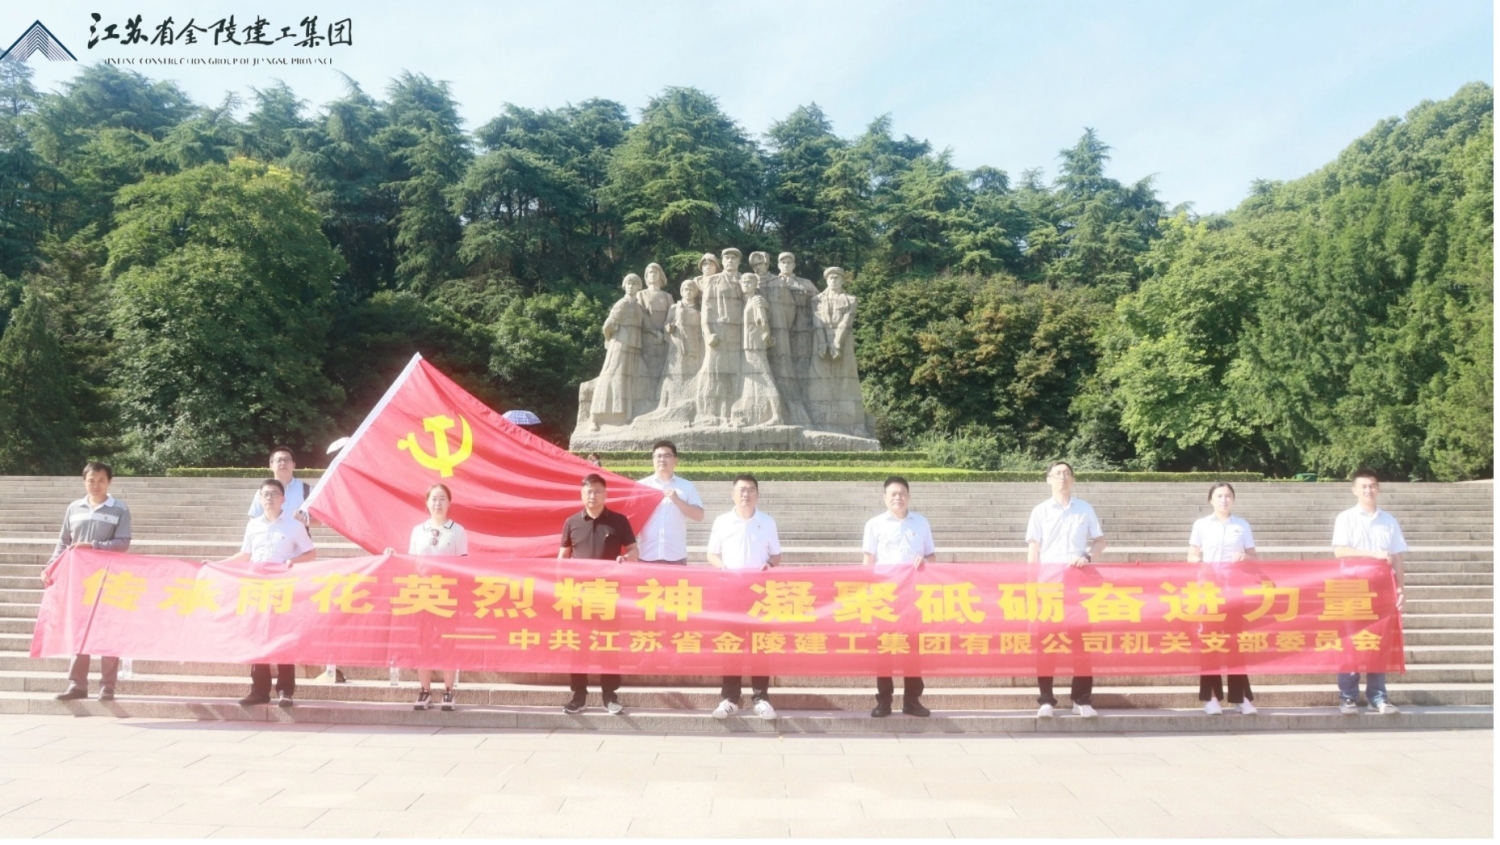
[305,352,425,513]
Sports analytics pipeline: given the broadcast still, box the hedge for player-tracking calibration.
[168,468,327,478]
[592,467,1265,482]
[572,450,928,464]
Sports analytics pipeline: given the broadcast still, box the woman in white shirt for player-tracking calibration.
[1187,482,1257,716]
[408,483,468,711]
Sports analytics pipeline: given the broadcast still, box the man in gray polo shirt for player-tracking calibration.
[48,461,133,702]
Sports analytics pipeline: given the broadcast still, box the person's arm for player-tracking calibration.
[92,507,132,552]
[1077,536,1107,567]
[706,518,724,568]
[50,511,73,565]
[765,553,782,569]
[1241,546,1258,561]
[707,552,725,568]
[1333,545,1372,559]
[207,551,253,565]
[1027,540,1040,565]
[764,522,782,570]
[559,546,573,559]
[290,548,317,564]
[1187,545,1203,563]
[666,488,705,521]
[619,542,638,563]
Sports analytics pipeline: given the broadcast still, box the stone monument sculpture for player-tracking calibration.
[636,262,673,400]
[732,272,789,426]
[807,266,865,435]
[571,250,877,451]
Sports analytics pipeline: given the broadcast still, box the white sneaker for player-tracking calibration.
[1072,703,1098,718]
[1238,701,1258,715]
[1376,701,1400,715]
[1036,703,1054,718]
[1204,697,1223,715]
[753,699,777,720]
[712,699,737,720]
[1339,699,1360,715]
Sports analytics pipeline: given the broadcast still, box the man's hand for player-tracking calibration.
[1395,588,1405,611]
[1070,555,1091,568]
[69,542,91,550]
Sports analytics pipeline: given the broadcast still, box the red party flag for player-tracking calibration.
[306,354,662,556]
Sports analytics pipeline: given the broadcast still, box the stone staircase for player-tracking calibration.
[0,476,1491,733]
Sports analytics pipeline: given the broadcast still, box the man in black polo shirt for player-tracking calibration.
[558,473,638,714]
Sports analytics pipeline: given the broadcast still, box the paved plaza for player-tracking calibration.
[0,715,1485,838]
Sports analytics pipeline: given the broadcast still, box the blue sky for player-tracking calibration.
[6,0,1492,212]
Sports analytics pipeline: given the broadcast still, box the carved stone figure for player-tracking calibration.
[807,266,868,435]
[636,262,673,393]
[695,253,743,424]
[655,278,703,412]
[732,273,788,426]
[569,247,877,452]
[586,274,648,429]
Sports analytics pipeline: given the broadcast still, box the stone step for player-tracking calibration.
[6,673,1492,708]
[1402,612,1494,629]
[3,693,1489,733]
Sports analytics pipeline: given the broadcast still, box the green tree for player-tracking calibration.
[0,288,83,473]
[603,87,761,274]
[380,72,471,293]
[489,291,609,440]
[105,159,345,471]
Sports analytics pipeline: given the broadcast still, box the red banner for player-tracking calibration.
[34,550,1404,676]
[306,354,662,556]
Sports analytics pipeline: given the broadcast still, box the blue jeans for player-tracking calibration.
[1338,672,1387,704]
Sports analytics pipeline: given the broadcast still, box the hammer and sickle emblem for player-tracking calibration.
[397,414,473,477]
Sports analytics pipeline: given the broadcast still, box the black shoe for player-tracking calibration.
[871,701,892,718]
[562,695,587,714]
[902,699,931,718]
[239,692,271,706]
[55,687,87,701]
[98,687,115,702]
[414,689,433,711]
[277,691,295,708]
[441,690,455,712]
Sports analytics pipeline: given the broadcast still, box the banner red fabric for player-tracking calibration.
[34,550,1405,677]
[305,354,662,556]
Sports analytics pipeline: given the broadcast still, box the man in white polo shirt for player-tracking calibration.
[1026,461,1106,718]
[249,446,312,524]
[706,473,781,720]
[1332,468,1408,715]
[863,475,935,718]
[210,478,316,707]
[637,440,704,565]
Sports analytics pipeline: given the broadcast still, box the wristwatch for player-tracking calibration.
[1082,552,1092,562]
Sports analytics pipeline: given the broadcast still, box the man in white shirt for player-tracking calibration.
[248,446,311,525]
[636,440,704,564]
[1331,468,1409,715]
[210,479,316,707]
[863,476,935,718]
[706,474,781,720]
[1025,461,1107,718]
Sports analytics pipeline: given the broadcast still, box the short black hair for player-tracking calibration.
[1206,481,1235,501]
[427,483,453,502]
[582,473,607,488]
[82,461,112,480]
[1350,468,1379,483]
[651,440,678,457]
[883,475,910,492]
[732,473,758,491]
[269,445,295,461]
[1047,460,1074,476]
[260,478,286,495]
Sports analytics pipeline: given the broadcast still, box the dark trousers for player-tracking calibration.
[1038,676,1092,706]
[68,654,119,689]
[720,676,770,702]
[640,559,687,566]
[570,674,620,696]
[876,676,924,703]
[250,664,296,696]
[1200,675,1253,703]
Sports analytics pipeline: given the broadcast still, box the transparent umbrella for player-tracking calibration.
[502,410,542,426]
